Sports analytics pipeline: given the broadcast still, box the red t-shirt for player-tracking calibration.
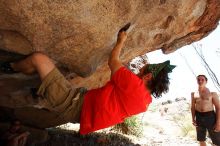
[79,66,152,134]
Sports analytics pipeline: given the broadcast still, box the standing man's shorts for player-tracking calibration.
[196,111,220,145]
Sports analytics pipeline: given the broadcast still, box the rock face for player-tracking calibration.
[0,0,220,130]
[1,0,220,78]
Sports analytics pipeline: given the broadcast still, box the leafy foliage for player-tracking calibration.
[113,116,143,137]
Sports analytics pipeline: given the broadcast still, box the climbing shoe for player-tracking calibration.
[0,62,18,74]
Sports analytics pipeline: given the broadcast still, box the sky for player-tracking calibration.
[147,22,220,102]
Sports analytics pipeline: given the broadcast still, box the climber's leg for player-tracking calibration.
[0,52,58,108]
[11,52,55,81]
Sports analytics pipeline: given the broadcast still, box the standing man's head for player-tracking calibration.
[196,74,208,87]
[138,60,175,98]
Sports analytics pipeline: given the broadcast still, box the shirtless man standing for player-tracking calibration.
[191,75,220,146]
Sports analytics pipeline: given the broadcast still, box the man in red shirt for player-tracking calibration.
[0,24,175,134]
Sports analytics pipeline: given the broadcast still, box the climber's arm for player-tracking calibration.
[108,31,127,77]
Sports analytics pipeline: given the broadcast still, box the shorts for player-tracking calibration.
[196,110,220,145]
[36,67,86,122]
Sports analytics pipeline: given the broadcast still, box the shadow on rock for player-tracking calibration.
[35,128,140,146]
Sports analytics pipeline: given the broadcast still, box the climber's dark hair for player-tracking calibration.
[143,66,170,98]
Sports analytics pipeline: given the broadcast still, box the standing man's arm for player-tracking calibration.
[191,92,197,126]
[108,31,127,77]
[212,92,220,131]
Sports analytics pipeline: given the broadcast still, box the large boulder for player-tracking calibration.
[0,0,220,129]
[0,0,220,79]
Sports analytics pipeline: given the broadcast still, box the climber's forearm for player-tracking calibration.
[109,41,124,63]
[108,31,127,76]
[108,41,124,76]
